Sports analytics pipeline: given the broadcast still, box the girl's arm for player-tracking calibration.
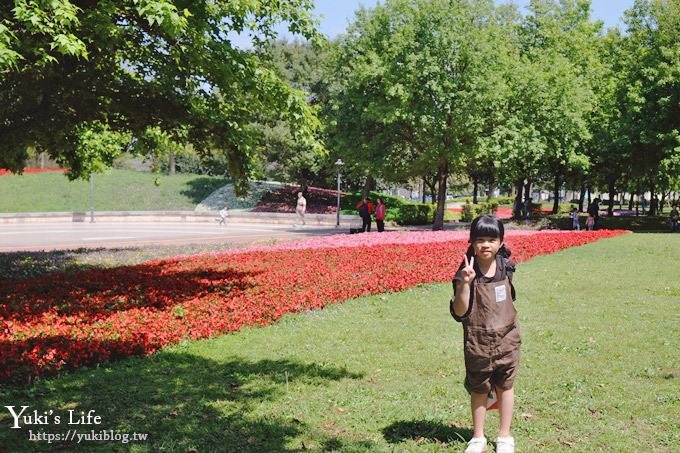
[452,280,471,317]
[452,255,475,317]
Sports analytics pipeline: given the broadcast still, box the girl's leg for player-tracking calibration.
[496,386,515,437]
[470,391,488,438]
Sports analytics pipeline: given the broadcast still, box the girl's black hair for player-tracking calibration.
[470,215,504,242]
[464,215,512,261]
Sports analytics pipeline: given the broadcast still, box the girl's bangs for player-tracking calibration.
[470,216,504,241]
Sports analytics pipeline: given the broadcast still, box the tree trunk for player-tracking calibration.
[606,176,616,216]
[552,175,560,214]
[433,161,449,231]
[361,175,374,200]
[628,193,634,211]
[513,179,524,220]
[423,176,437,204]
[579,183,586,212]
[472,178,479,204]
[168,152,176,175]
[523,180,531,201]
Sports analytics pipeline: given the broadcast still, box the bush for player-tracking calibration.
[461,201,475,222]
[341,192,436,225]
[397,203,436,225]
[547,212,672,232]
[460,201,498,222]
[493,195,515,205]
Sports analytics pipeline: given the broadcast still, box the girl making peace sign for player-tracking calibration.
[450,215,520,453]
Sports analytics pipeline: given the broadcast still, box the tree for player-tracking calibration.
[325,0,511,230]
[618,0,680,209]
[514,0,597,214]
[256,39,330,188]
[0,0,322,194]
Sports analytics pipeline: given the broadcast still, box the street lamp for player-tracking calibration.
[335,159,344,228]
[89,173,95,223]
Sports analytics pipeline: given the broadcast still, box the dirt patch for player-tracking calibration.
[252,185,343,214]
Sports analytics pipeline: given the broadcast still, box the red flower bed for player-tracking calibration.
[0,230,628,382]
[0,168,66,176]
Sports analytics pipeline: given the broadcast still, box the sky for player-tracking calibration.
[312,0,635,38]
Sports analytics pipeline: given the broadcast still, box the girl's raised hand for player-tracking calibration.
[460,255,475,284]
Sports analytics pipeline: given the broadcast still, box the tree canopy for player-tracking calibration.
[2,0,678,213]
[0,0,323,193]
[323,0,679,227]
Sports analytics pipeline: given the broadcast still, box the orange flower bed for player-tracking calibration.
[0,168,66,176]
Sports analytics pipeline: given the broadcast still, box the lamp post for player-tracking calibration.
[335,159,344,228]
[89,173,95,223]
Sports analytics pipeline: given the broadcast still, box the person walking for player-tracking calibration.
[450,215,520,453]
[374,198,386,232]
[569,206,580,231]
[295,191,307,227]
[356,197,374,232]
[218,204,228,226]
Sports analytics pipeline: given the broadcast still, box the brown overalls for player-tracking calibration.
[453,257,521,394]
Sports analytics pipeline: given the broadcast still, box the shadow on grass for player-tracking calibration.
[0,244,245,281]
[2,258,258,322]
[0,352,365,452]
[180,176,231,204]
[0,248,111,280]
[382,420,472,446]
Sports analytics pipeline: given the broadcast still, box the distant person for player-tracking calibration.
[356,197,374,232]
[374,198,386,232]
[650,196,659,216]
[586,214,595,231]
[569,206,580,231]
[295,191,307,227]
[670,205,679,232]
[587,198,600,230]
[218,204,228,226]
[640,196,648,212]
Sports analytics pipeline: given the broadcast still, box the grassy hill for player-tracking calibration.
[0,170,230,212]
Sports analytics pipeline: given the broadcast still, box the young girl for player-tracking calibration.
[450,215,520,453]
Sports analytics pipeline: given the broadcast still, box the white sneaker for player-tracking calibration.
[465,437,487,453]
[496,436,515,453]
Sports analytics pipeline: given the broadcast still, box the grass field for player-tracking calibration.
[0,170,229,212]
[0,233,678,452]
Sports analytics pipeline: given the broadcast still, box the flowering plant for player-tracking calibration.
[0,168,66,176]
[0,229,627,382]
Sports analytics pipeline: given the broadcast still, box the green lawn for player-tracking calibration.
[0,170,229,212]
[0,234,678,452]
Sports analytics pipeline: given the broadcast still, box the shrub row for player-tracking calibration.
[341,192,440,225]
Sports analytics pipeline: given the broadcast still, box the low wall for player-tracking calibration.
[0,211,362,227]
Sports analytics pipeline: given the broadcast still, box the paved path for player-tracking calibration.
[0,221,345,252]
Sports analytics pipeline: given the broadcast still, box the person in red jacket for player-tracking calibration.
[356,197,374,232]
[374,198,386,232]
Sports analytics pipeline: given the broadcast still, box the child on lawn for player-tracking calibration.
[450,215,520,453]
